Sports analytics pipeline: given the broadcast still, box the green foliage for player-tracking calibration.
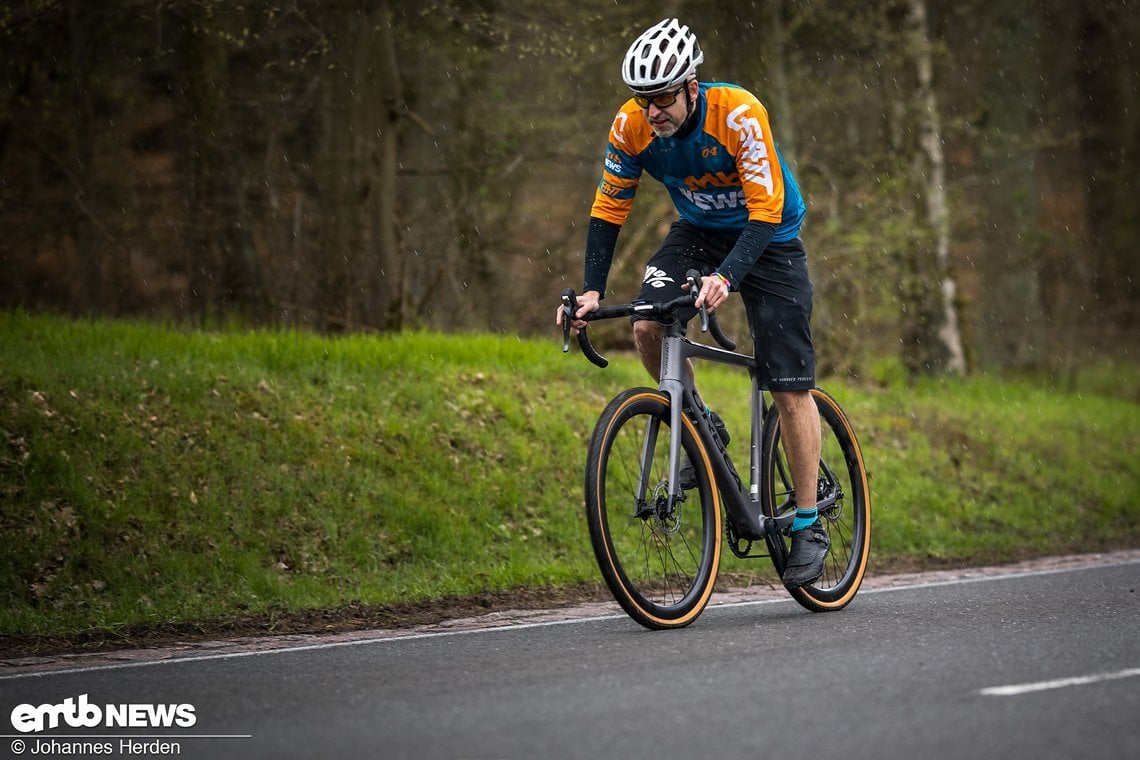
[2,0,1136,374]
[1,314,1137,638]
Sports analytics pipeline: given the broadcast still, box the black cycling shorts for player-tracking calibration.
[634,220,816,391]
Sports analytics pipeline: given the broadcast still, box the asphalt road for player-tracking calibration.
[2,556,1138,760]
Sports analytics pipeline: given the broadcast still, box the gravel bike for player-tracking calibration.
[560,272,871,629]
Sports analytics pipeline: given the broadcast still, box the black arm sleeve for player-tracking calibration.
[717,220,777,289]
[582,217,621,297]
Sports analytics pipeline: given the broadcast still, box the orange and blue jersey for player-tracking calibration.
[591,82,805,241]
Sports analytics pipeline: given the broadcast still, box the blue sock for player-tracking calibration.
[791,507,818,533]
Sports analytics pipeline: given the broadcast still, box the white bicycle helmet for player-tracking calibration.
[622,18,704,94]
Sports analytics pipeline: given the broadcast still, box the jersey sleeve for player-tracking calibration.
[589,103,650,226]
[712,91,786,224]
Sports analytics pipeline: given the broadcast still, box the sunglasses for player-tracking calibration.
[633,84,687,109]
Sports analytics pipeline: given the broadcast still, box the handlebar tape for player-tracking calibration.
[577,330,609,368]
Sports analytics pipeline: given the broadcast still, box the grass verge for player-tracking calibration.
[1,312,1137,647]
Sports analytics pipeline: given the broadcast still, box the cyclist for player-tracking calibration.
[557,18,828,587]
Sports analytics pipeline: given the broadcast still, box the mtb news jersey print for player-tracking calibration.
[592,82,806,242]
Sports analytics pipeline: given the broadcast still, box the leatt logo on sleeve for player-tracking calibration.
[610,112,629,146]
[726,104,774,196]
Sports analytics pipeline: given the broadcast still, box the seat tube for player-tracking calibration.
[749,371,763,503]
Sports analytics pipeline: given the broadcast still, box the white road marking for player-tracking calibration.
[979,667,1140,697]
[2,551,1137,681]
[975,669,1140,697]
[0,612,631,680]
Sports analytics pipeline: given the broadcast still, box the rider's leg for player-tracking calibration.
[738,238,829,586]
[633,318,694,384]
[771,389,821,523]
[738,239,818,514]
[633,318,664,380]
[776,386,828,587]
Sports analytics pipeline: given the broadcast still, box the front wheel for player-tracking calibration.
[585,388,722,629]
[761,388,871,612]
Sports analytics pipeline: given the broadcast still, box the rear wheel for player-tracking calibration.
[761,388,871,612]
[585,388,721,629]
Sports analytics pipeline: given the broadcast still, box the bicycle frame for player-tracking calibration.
[653,319,787,547]
[560,276,825,553]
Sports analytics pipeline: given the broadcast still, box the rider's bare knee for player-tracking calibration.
[772,389,812,416]
[633,319,661,349]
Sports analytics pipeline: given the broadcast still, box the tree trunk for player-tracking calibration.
[974,0,1044,368]
[374,0,404,328]
[910,0,966,374]
[316,83,351,330]
[1033,0,1090,384]
[68,3,101,315]
[182,5,230,322]
[765,0,795,160]
[316,1,403,330]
